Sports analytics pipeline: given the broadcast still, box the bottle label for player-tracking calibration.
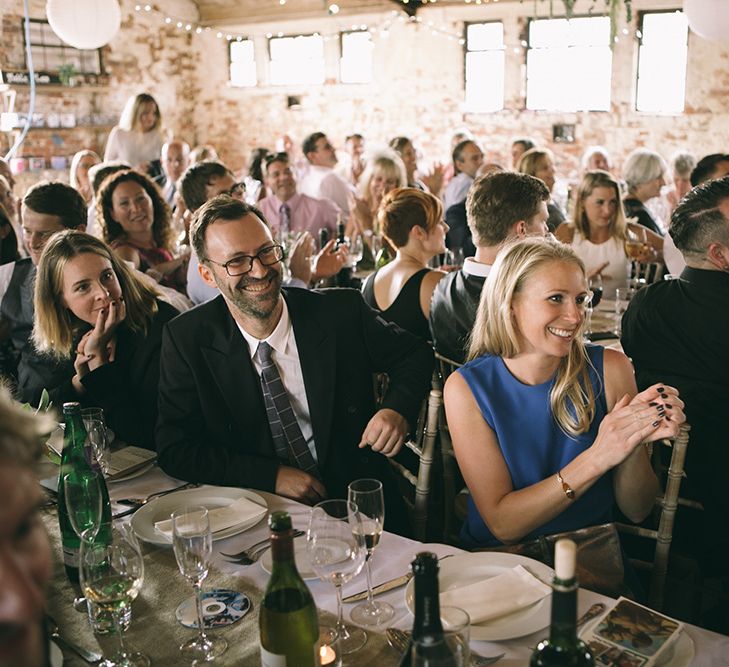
[62,545,79,568]
[260,646,287,667]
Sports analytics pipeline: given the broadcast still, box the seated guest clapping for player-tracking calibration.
[362,188,447,341]
[156,196,432,533]
[32,231,179,450]
[97,169,189,293]
[444,237,683,548]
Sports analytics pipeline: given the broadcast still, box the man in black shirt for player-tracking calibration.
[429,172,550,363]
[621,176,729,576]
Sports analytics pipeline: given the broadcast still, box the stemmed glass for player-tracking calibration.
[82,408,111,476]
[347,479,394,626]
[308,499,367,655]
[171,506,228,661]
[349,234,364,268]
[584,274,603,338]
[80,525,148,667]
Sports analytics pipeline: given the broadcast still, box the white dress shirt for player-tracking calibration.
[443,172,474,211]
[299,165,353,217]
[236,298,317,462]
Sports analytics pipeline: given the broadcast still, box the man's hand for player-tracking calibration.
[358,408,409,458]
[275,466,327,505]
[288,232,314,285]
[312,239,348,280]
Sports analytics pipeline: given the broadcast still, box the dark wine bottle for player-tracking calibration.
[57,402,112,583]
[530,539,595,666]
[260,511,320,666]
[398,552,457,667]
[334,218,353,287]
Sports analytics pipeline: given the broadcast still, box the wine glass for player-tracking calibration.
[63,471,103,542]
[308,499,367,654]
[584,274,603,338]
[347,479,394,626]
[171,506,228,661]
[349,234,364,267]
[80,525,148,667]
[82,408,110,476]
[624,227,647,289]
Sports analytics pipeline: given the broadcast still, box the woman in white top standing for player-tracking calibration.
[104,93,166,178]
[555,170,663,296]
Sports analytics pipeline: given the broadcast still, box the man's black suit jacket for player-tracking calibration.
[156,287,433,514]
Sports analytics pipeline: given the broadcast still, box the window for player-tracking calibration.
[229,39,256,87]
[24,19,101,74]
[526,17,611,111]
[340,31,373,84]
[464,22,505,112]
[636,11,688,113]
[269,33,325,86]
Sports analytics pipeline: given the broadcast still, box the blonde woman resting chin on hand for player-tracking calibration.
[444,237,684,548]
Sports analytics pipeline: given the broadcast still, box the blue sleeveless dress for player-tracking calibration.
[458,344,614,548]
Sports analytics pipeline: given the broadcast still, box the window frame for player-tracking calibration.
[266,31,326,87]
[22,18,102,75]
[339,29,374,85]
[634,9,688,114]
[463,20,506,113]
[525,14,613,113]
[227,37,257,88]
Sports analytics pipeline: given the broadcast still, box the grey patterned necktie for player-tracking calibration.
[255,341,319,477]
[279,203,291,236]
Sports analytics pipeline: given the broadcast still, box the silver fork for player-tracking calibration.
[386,628,504,666]
[221,529,305,565]
[116,481,200,507]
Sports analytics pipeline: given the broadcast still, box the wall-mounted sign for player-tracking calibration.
[2,70,62,86]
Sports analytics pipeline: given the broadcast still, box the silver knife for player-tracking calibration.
[343,572,413,603]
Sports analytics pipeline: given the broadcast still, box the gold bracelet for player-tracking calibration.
[556,470,575,501]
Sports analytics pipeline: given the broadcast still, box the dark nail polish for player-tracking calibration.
[649,401,658,407]
[652,420,661,427]
[665,404,672,409]
[657,386,665,392]
[660,393,669,399]
[666,416,672,421]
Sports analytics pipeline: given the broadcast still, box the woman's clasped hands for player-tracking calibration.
[591,383,685,470]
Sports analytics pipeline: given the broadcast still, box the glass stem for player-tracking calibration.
[113,607,128,661]
[364,553,375,607]
[193,581,208,643]
[335,583,346,637]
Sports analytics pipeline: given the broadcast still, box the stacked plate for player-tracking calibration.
[131,486,267,545]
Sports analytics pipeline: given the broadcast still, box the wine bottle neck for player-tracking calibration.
[270,531,295,565]
[412,576,444,640]
[549,579,579,644]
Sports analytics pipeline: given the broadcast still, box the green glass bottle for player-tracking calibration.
[375,241,393,269]
[530,539,595,667]
[259,512,320,667]
[57,402,112,583]
[398,552,457,667]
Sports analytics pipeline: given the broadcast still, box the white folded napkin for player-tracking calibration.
[440,565,552,625]
[154,496,266,539]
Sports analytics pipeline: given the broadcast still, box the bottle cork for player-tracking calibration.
[554,539,577,581]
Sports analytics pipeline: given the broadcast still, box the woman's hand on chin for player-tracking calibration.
[83,298,126,367]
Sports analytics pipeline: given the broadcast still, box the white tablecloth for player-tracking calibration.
[104,466,729,666]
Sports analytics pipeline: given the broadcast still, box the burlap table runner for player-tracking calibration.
[44,512,398,666]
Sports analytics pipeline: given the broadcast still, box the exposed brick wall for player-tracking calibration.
[0,0,198,193]
[2,0,729,192]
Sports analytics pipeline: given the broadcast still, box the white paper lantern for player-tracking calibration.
[46,0,122,50]
[683,0,729,42]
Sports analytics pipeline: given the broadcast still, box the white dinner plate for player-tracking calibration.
[131,486,267,545]
[581,617,695,666]
[404,552,554,641]
[260,535,317,580]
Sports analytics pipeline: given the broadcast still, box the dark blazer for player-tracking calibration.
[444,202,476,259]
[156,288,433,518]
[50,299,179,451]
[429,269,486,364]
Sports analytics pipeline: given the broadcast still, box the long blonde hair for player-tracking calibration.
[572,170,627,242]
[468,237,596,437]
[119,93,162,133]
[33,231,159,359]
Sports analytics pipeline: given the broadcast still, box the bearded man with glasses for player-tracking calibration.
[156,196,431,535]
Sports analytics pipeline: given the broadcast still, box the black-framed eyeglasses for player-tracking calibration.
[204,244,285,277]
[225,181,246,198]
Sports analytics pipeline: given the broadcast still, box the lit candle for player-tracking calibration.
[319,644,336,665]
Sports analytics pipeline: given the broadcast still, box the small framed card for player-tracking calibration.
[582,597,683,666]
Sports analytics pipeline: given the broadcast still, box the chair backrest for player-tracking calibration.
[433,352,465,544]
[616,423,691,610]
[388,388,442,542]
